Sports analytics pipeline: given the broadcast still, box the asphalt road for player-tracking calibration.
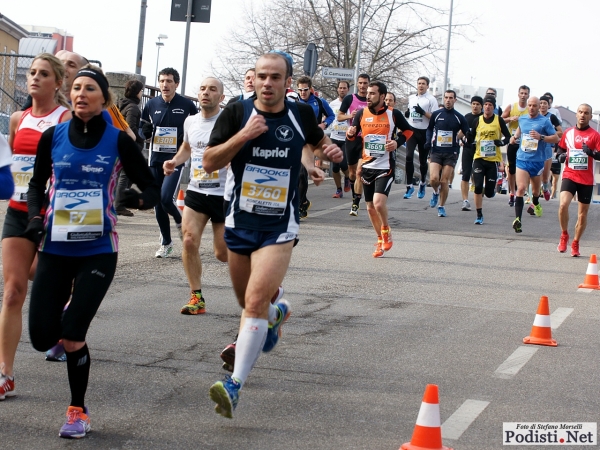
[0,179,599,449]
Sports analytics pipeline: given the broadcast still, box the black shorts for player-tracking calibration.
[430,151,459,168]
[2,207,29,240]
[472,159,498,198]
[184,190,225,223]
[551,160,561,175]
[362,169,394,202]
[345,138,363,166]
[331,139,348,173]
[560,178,593,204]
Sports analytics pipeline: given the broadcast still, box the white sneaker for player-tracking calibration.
[155,243,174,258]
[462,200,471,211]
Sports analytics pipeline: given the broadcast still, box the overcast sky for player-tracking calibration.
[3,0,599,112]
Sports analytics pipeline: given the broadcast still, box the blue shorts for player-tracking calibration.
[224,228,298,256]
[516,159,544,177]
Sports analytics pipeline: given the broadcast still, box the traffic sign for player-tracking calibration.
[303,43,318,77]
[322,67,354,79]
[170,0,211,23]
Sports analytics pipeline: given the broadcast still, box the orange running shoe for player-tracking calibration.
[381,227,393,252]
[372,238,384,258]
[180,292,206,315]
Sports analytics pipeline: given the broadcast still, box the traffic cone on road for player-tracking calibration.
[176,189,185,212]
[523,295,557,347]
[400,384,453,450]
[578,254,600,289]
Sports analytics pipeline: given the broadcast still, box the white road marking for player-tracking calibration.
[494,346,538,379]
[442,399,490,440]
[550,307,573,330]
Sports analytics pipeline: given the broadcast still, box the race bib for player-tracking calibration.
[437,130,453,147]
[364,134,386,158]
[10,154,36,202]
[410,110,423,122]
[190,156,220,189]
[331,121,348,133]
[568,150,588,171]
[153,127,177,152]
[480,140,496,158]
[521,135,538,153]
[240,164,290,215]
[51,189,104,241]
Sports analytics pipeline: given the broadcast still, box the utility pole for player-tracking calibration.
[442,0,454,92]
[135,0,147,75]
[180,0,193,95]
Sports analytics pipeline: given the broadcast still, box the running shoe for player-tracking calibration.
[299,200,311,220]
[222,362,233,372]
[437,206,446,217]
[429,192,439,208]
[271,286,284,304]
[534,204,543,217]
[46,340,66,362]
[462,200,471,211]
[263,299,291,353]
[508,194,515,207]
[349,204,359,216]
[344,177,351,192]
[527,204,535,215]
[209,375,240,419]
[332,188,343,198]
[372,239,384,258]
[0,372,15,400]
[59,406,91,439]
[525,196,531,204]
[417,183,426,199]
[180,292,206,315]
[571,240,580,257]
[381,228,392,252]
[512,217,522,233]
[220,342,236,367]
[557,233,569,253]
[155,243,174,258]
[543,189,551,201]
[116,208,134,217]
[403,185,415,199]
[474,215,484,225]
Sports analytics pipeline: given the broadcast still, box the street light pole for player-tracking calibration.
[442,0,454,92]
[135,0,147,74]
[354,0,364,94]
[155,34,168,85]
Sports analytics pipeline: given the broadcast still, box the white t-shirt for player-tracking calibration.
[407,92,438,130]
[327,97,349,142]
[184,110,227,196]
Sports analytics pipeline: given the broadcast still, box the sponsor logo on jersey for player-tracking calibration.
[13,155,35,171]
[252,147,289,159]
[81,165,104,173]
[275,125,294,142]
[95,155,111,164]
[55,153,73,168]
[172,108,185,114]
[244,166,289,177]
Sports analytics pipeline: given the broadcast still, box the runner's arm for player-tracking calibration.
[27,127,55,220]
[336,94,354,122]
[118,132,160,209]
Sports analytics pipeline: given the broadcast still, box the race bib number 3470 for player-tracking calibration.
[240,164,290,215]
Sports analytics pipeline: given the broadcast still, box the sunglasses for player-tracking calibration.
[297,88,310,92]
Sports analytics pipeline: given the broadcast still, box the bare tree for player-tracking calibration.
[213,0,473,101]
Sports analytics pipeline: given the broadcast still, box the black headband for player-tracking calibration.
[73,68,109,102]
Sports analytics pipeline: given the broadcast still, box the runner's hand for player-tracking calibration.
[322,143,343,163]
[307,167,325,186]
[493,139,505,147]
[385,140,398,152]
[404,109,410,118]
[163,160,176,176]
[241,114,268,140]
[24,217,44,246]
[346,126,356,138]
[413,104,426,116]
[582,143,594,156]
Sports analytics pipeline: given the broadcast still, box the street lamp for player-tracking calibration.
[155,34,168,83]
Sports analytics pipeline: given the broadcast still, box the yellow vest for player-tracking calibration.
[475,114,502,162]
[508,101,528,134]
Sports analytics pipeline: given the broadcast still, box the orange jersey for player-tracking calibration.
[106,105,129,131]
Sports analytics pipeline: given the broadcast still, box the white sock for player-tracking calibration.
[232,318,267,388]
[420,181,426,186]
[268,304,279,324]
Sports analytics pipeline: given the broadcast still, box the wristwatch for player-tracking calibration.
[540,135,545,141]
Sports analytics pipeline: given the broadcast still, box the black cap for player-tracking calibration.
[483,96,496,107]
[540,95,552,104]
[471,95,483,106]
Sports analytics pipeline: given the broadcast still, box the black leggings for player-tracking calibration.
[472,159,498,198]
[461,145,475,182]
[405,129,429,184]
[298,165,309,205]
[331,139,348,174]
[29,252,118,350]
[507,144,519,175]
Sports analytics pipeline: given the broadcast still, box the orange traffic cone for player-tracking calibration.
[523,296,557,347]
[400,384,453,450]
[578,254,600,289]
[176,189,185,212]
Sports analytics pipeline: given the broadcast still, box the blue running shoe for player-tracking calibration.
[403,185,415,199]
[417,183,426,199]
[474,215,484,225]
[263,300,291,353]
[209,375,240,419]
[437,206,446,217]
[429,192,439,208]
[46,341,66,362]
[59,406,91,439]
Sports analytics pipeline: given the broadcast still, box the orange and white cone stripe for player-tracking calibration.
[523,295,557,347]
[400,384,452,450]
[578,254,600,289]
[176,189,185,212]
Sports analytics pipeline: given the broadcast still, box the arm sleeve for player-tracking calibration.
[27,127,55,220]
[392,110,412,146]
[550,114,560,128]
[499,117,511,141]
[117,132,160,209]
[468,116,480,144]
[298,103,325,147]
[460,114,470,135]
[321,99,336,127]
[346,109,364,146]
[426,111,437,145]
[207,103,243,147]
[338,94,353,114]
